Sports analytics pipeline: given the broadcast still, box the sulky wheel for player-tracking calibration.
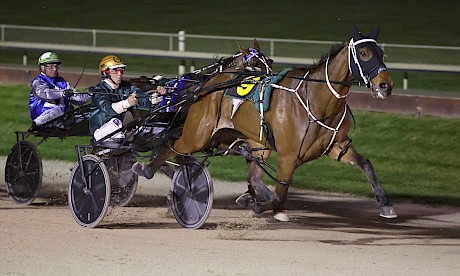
[104,153,138,207]
[5,141,42,205]
[170,158,213,229]
[68,154,111,228]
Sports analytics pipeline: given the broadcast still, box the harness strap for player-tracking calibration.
[336,139,353,161]
[326,57,349,99]
[259,82,266,140]
[269,70,349,157]
[253,157,293,186]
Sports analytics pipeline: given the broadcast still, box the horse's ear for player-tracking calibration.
[351,24,362,40]
[369,26,380,40]
[239,42,249,56]
[253,39,260,51]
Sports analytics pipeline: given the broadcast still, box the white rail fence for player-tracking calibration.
[1,24,460,89]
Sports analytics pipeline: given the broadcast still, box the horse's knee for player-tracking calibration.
[329,141,360,166]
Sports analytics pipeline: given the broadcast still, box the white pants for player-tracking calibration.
[94,118,125,141]
[34,106,64,126]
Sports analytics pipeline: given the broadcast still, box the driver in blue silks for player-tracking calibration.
[29,51,91,127]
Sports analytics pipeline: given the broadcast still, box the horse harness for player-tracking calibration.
[252,36,384,160]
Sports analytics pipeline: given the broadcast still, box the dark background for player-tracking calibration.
[1,0,459,46]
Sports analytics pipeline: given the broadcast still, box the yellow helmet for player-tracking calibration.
[99,55,126,72]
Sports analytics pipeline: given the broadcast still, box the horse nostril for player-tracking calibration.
[380,82,392,91]
[379,82,393,93]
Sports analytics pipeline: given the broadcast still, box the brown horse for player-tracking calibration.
[140,25,396,221]
[131,40,273,177]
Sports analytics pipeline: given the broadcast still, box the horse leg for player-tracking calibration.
[236,159,275,207]
[234,140,275,208]
[158,163,176,179]
[328,141,397,218]
[235,160,258,208]
[252,156,296,222]
[132,145,176,179]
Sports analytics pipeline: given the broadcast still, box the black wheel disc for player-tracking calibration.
[5,141,42,205]
[68,154,110,228]
[171,158,213,229]
[105,153,138,207]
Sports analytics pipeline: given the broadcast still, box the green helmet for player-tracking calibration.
[38,52,60,65]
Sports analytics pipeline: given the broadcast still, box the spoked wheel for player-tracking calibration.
[5,141,42,205]
[68,154,110,228]
[170,157,213,229]
[105,153,138,207]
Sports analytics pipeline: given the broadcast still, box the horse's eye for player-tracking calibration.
[358,46,373,62]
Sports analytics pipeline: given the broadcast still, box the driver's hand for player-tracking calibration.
[62,88,75,97]
[156,86,166,95]
[128,93,138,106]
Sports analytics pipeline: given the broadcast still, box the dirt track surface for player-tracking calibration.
[1,157,459,275]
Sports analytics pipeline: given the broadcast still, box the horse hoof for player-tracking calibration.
[273,210,289,222]
[379,206,397,219]
[235,193,253,208]
[253,203,265,214]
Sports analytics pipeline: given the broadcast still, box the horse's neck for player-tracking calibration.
[311,46,352,99]
[306,46,351,115]
[326,46,352,93]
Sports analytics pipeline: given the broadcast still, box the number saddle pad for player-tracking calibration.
[223,68,291,112]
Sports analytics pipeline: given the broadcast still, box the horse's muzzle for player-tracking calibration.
[370,72,393,99]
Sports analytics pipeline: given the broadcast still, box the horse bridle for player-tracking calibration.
[348,37,387,88]
[244,47,273,75]
[226,48,273,75]
[323,38,386,99]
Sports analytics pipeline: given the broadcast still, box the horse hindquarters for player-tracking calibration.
[328,142,397,218]
[173,92,224,154]
[141,95,222,176]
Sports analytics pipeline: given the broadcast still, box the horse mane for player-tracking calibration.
[306,42,346,71]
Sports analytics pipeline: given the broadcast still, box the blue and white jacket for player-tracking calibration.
[29,73,90,120]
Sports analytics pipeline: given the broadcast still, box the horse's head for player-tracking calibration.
[348,24,393,99]
[229,39,273,75]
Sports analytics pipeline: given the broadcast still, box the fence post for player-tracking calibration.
[92,29,96,47]
[403,72,408,90]
[23,51,27,66]
[178,30,185,75]
[270,40,274,56]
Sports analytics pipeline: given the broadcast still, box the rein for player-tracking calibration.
[193,49,272,101]
[73,51,89,89]
[193,73,255,101]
